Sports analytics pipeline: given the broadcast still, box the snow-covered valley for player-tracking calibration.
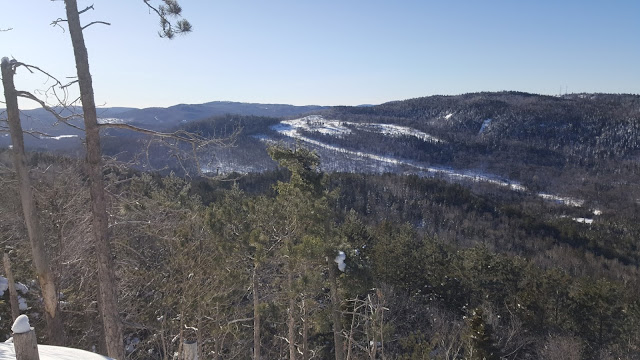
[263,115,600,218]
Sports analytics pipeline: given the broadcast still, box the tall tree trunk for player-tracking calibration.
[253,264,261,360]
[287,265,296,360]
[301,298,308,360]
[1,58,66,345]
[328,257,345,360]
[3,253,21,322]
[63,2,124,358]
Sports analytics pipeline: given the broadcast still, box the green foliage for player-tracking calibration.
[466,308,500,360]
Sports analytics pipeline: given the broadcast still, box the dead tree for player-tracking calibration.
[55,2,192,357]
[1,57,66,345]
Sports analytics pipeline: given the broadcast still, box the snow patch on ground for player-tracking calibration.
[0,277,28,297]
[573,217,594,224]
[479,119,492,134]
[97,118,125,125]
[40,135,79,141]
[0,342,112,359]
[335,251,346,272]
[538,193,584,207]
[444,113,453,120]
[17,297,27,311]
[0,277,7,297]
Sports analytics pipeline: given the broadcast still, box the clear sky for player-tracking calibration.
[1,0,639,109]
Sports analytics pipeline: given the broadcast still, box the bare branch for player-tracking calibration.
[78,4,95,15]
[0,28,13,32]
[98,122,237,147]
[16,91,85,131]
[50,18,68,32]
[82,21,111,30]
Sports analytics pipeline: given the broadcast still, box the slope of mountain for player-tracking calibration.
[182,92,639,214]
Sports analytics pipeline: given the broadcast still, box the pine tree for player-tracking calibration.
[466,308,499,360]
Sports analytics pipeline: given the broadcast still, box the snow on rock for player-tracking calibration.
[593,209,602,216]
[444,113,453,120]
[0,343,112,360]
[335,251,346,272]
[11,315,31,334]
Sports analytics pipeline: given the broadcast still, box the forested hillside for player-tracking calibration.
[1,142,639,359]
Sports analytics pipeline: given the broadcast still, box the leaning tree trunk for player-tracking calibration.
[63,1,124,359]
[1,58,66,345]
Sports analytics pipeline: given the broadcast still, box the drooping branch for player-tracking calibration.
[143,0,192,39]
[82,21,111,30]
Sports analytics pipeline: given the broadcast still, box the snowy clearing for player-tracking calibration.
[268,122,525,191]
[278,115,444,143]
[39,135,79,141]
[268,117,596,209]
[97,118,126,125]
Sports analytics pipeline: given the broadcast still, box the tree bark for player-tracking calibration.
[1,58,65,346]
[328,257,345,360]
[3,253,21,321]
[63,2,124,358]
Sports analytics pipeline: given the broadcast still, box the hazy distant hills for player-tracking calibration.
[113,102,329,131]
[0,101,328,151]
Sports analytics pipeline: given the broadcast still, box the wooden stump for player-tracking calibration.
[183,340,198,360]
[13,329,40,360]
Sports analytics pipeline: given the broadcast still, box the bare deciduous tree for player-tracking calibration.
[1,57,65,345]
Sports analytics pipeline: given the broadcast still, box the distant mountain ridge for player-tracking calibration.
[0,101,329,150]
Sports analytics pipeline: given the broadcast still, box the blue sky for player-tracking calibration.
[1,1,639,109]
